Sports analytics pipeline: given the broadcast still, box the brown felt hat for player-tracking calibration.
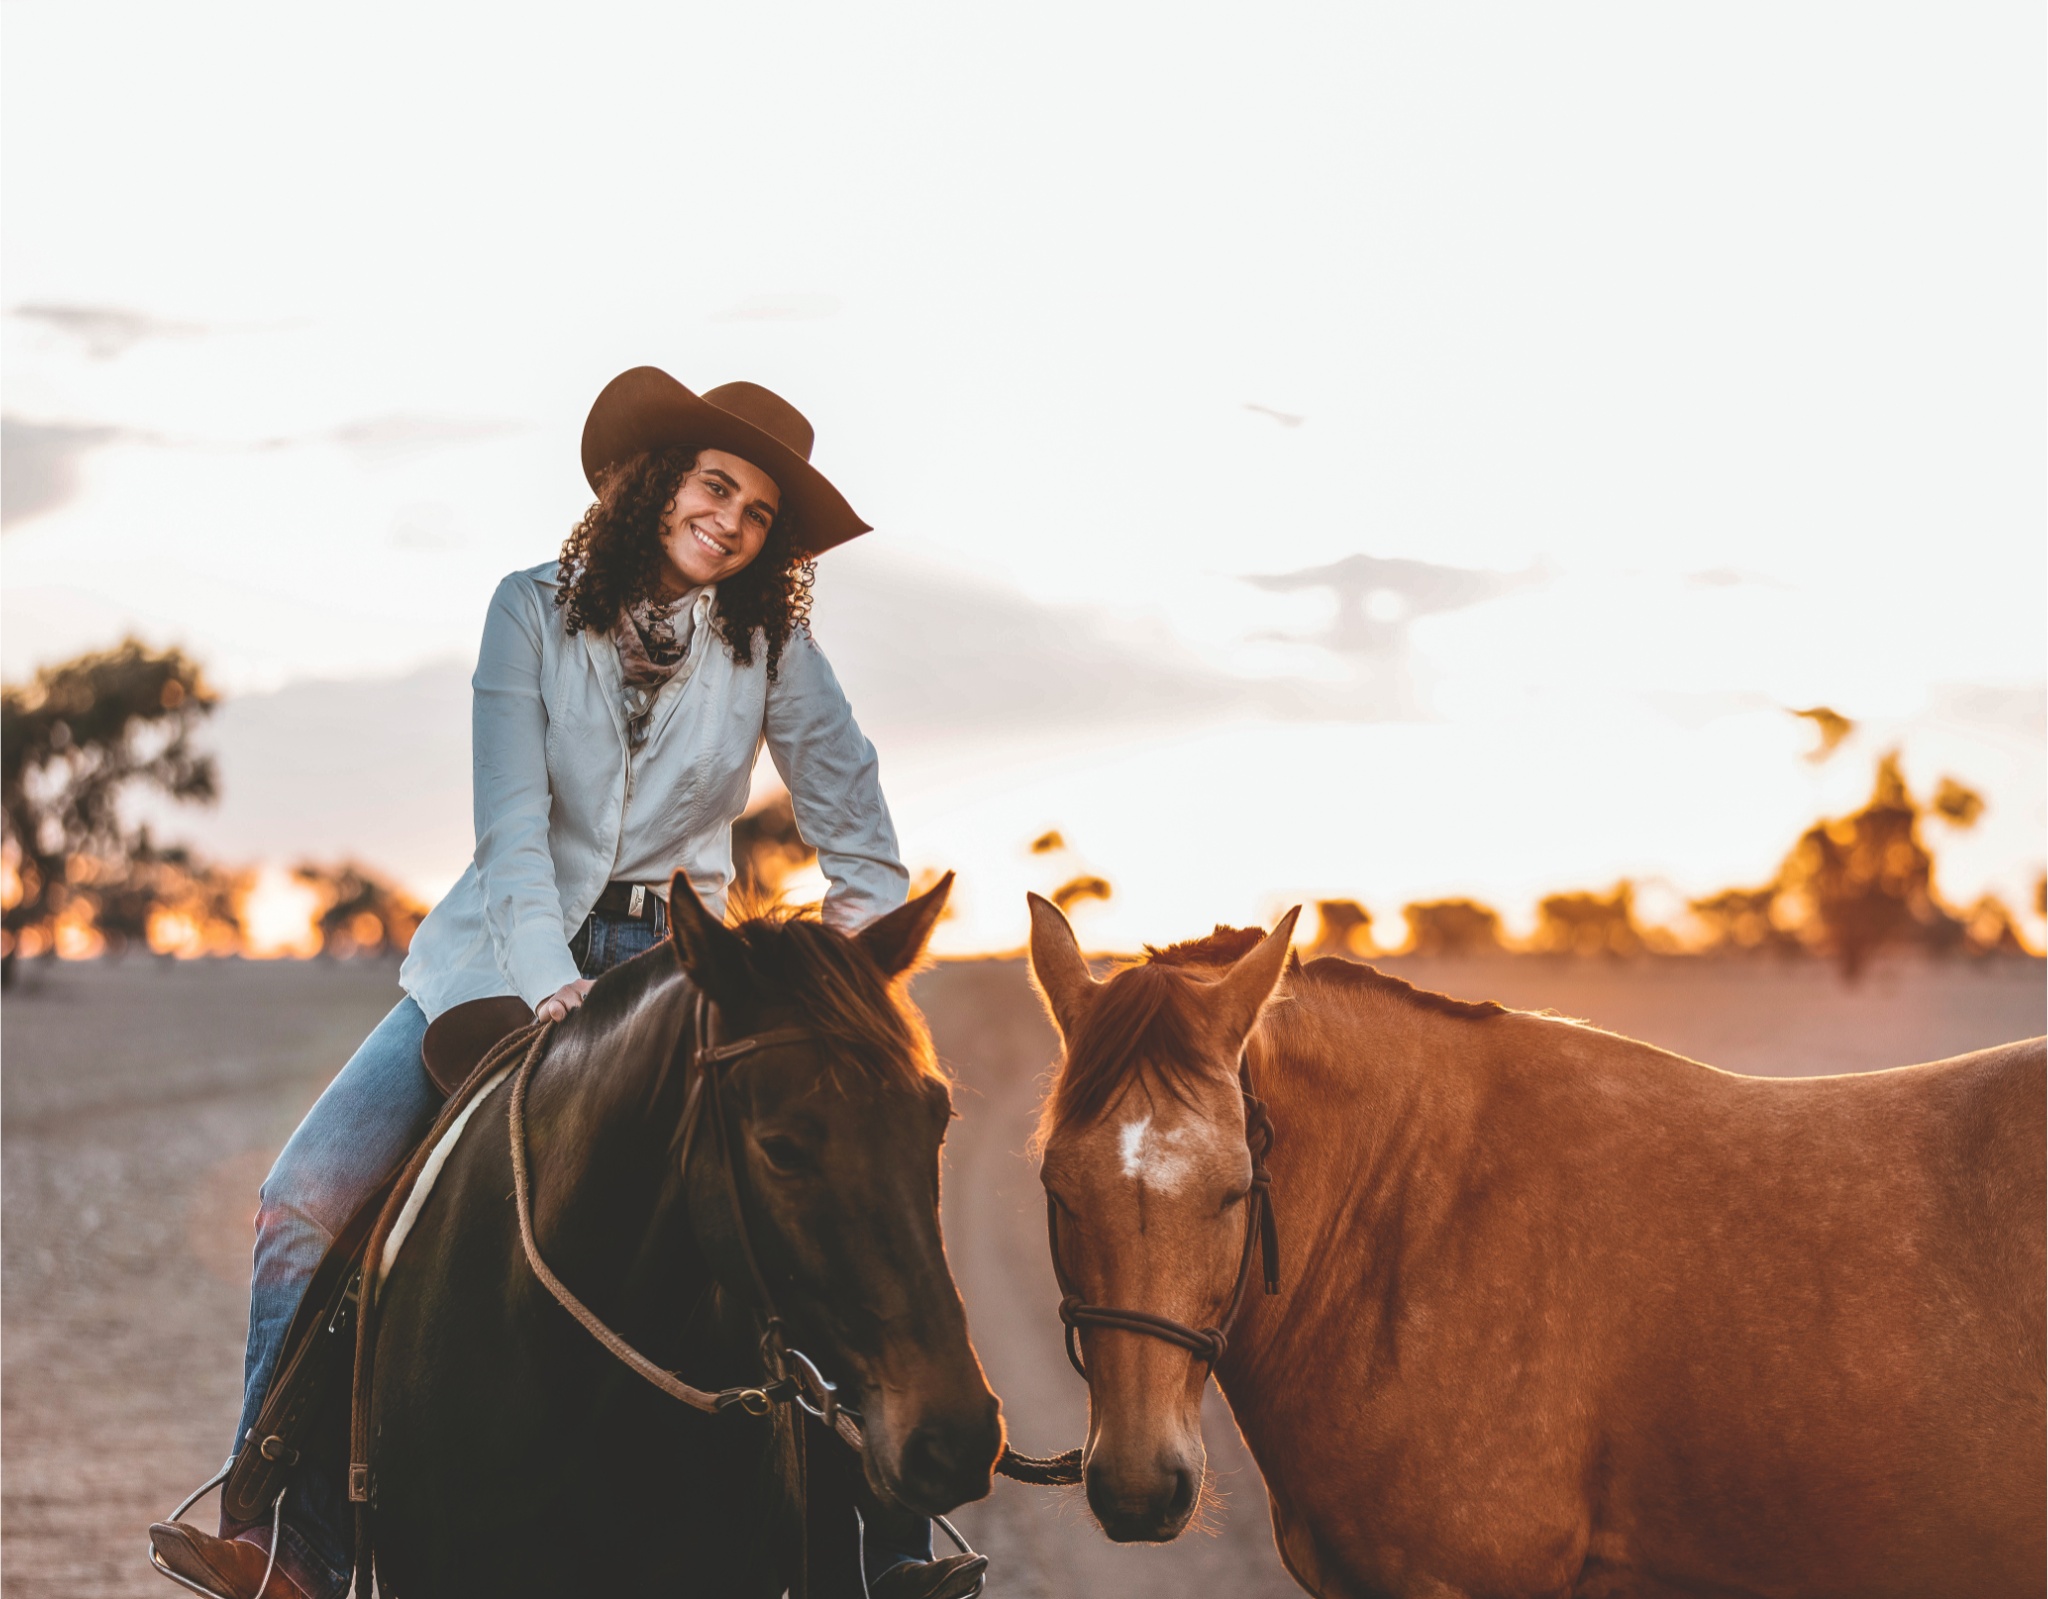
[580,367,870,556]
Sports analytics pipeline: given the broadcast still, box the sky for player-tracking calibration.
[4,1,2042,954]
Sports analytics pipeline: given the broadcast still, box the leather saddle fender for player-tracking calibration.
[221,996,535,1523]
[421,995,534,1098]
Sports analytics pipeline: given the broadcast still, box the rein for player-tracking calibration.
[1046,1054,1281,1377]
[505,991,1082,1481]
[506,1001,859,1442]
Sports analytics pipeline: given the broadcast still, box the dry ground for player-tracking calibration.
[4,952,2041,1598]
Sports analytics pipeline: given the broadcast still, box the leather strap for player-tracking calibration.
[1047,1053,1280,1379]
[591,881,669,924]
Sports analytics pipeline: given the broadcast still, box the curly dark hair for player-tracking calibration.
[554,446,816,678]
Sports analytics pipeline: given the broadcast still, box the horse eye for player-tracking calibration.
[758,1135,812,1174]
[1221,1188,1250,1211]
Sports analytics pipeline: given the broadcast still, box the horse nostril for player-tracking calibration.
[899,1424,972,1501]
[1084,1458,1200,1543]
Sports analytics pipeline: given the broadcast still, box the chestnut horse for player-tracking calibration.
[1027,895,2045,1599]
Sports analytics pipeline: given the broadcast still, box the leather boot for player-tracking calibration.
[869,1552,989,1599]
[147,1522,317,1599]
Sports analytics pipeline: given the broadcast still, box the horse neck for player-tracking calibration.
[526,975,707,1295]
[1220,983,1492,1403]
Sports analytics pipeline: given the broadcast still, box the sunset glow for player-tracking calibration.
[4,2,2039,959]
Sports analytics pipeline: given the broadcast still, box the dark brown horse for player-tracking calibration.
[1028,894,2045,1598]
[364,875,1003,1596]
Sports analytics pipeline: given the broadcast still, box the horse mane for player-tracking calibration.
[1043,929,1507,1138]
[1143,925,1269,967]
[724,904,945,1088]
[1295,955,1509,1021]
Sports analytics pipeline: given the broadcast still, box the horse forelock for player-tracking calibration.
[726,908,945,1090]
[1042,957,1243,1143]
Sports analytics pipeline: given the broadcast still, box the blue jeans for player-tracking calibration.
[231,910,927,1595]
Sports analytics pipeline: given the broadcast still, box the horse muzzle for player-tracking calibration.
[866,1393,1004,1516]
[1084,1438,1204,1543]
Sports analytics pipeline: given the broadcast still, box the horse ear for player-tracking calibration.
[1027,892,1099,1042]
[856,871,954,978]
[667,870,752,1005]
[1213,906,1300,1043]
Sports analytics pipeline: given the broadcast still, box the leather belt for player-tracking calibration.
[591,881,668,927]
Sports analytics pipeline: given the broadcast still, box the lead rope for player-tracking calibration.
[510,1006,1077,1482]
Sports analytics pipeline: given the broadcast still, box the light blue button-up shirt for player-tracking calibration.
[400,562,908,1020]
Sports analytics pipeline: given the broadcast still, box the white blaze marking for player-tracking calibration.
[1117,1113,1201,1193]
[1119,1115,1152,1176]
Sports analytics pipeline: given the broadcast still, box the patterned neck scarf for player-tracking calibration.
[614,589,703,749]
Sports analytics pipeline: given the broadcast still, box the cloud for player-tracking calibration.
[1685,567,1788,591]
[138,660,476,897]
[0,407,521,528]
[1238,552,1546,720]
[1,416,153,528]
[10,302,207,359]
[810,551,1258,739]
[1244,552,1543,658]
[320,414,524,462]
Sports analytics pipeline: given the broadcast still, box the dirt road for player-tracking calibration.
[5,953,2041,1597]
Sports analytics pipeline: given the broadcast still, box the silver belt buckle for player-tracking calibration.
[627,883,646,919]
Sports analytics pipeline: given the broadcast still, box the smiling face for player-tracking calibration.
[658,448,781,591]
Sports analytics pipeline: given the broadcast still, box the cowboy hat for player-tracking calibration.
[580,367,870,556]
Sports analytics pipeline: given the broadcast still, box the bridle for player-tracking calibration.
[1045,1053,1280,1377]
[506,985,1080,1500]
[506,989,854,1436]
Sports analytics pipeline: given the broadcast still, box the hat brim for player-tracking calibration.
[580,367,870,557]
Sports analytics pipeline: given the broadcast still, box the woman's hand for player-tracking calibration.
[536,979,595,1024]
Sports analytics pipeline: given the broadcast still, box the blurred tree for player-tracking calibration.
[1769,752,1965,979]
[1,640,219,985]
[1401,898,1505,957]
[1052,875,1112,911]
[1310,899,1374,959]
[1532,884,1644,957]
[1688,886,1801,957]
[1790,706,1854,763]
[90,841,246,957]
[1958,894,2030,956]
[1029,830,1066,855]
[1930,776,1986,829]
[293,861,427,957]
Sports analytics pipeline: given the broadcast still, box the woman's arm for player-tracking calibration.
[471,574,585,1008]
[762,628,910,931]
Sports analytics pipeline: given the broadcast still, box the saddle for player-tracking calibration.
[221,997,531,1525]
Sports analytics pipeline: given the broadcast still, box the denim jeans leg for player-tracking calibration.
[230,995,440,1596]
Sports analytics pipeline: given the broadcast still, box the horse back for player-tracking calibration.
[1556,1032,2046,1595]
[1241,1013,2045,1599]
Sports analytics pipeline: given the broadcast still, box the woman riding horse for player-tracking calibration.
[149,368,986,1599]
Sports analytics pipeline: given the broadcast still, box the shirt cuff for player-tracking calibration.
[503,919,582,1009]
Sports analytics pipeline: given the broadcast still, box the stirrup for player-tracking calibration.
[146,1461,287,1599]
[930,1515,986,1599]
